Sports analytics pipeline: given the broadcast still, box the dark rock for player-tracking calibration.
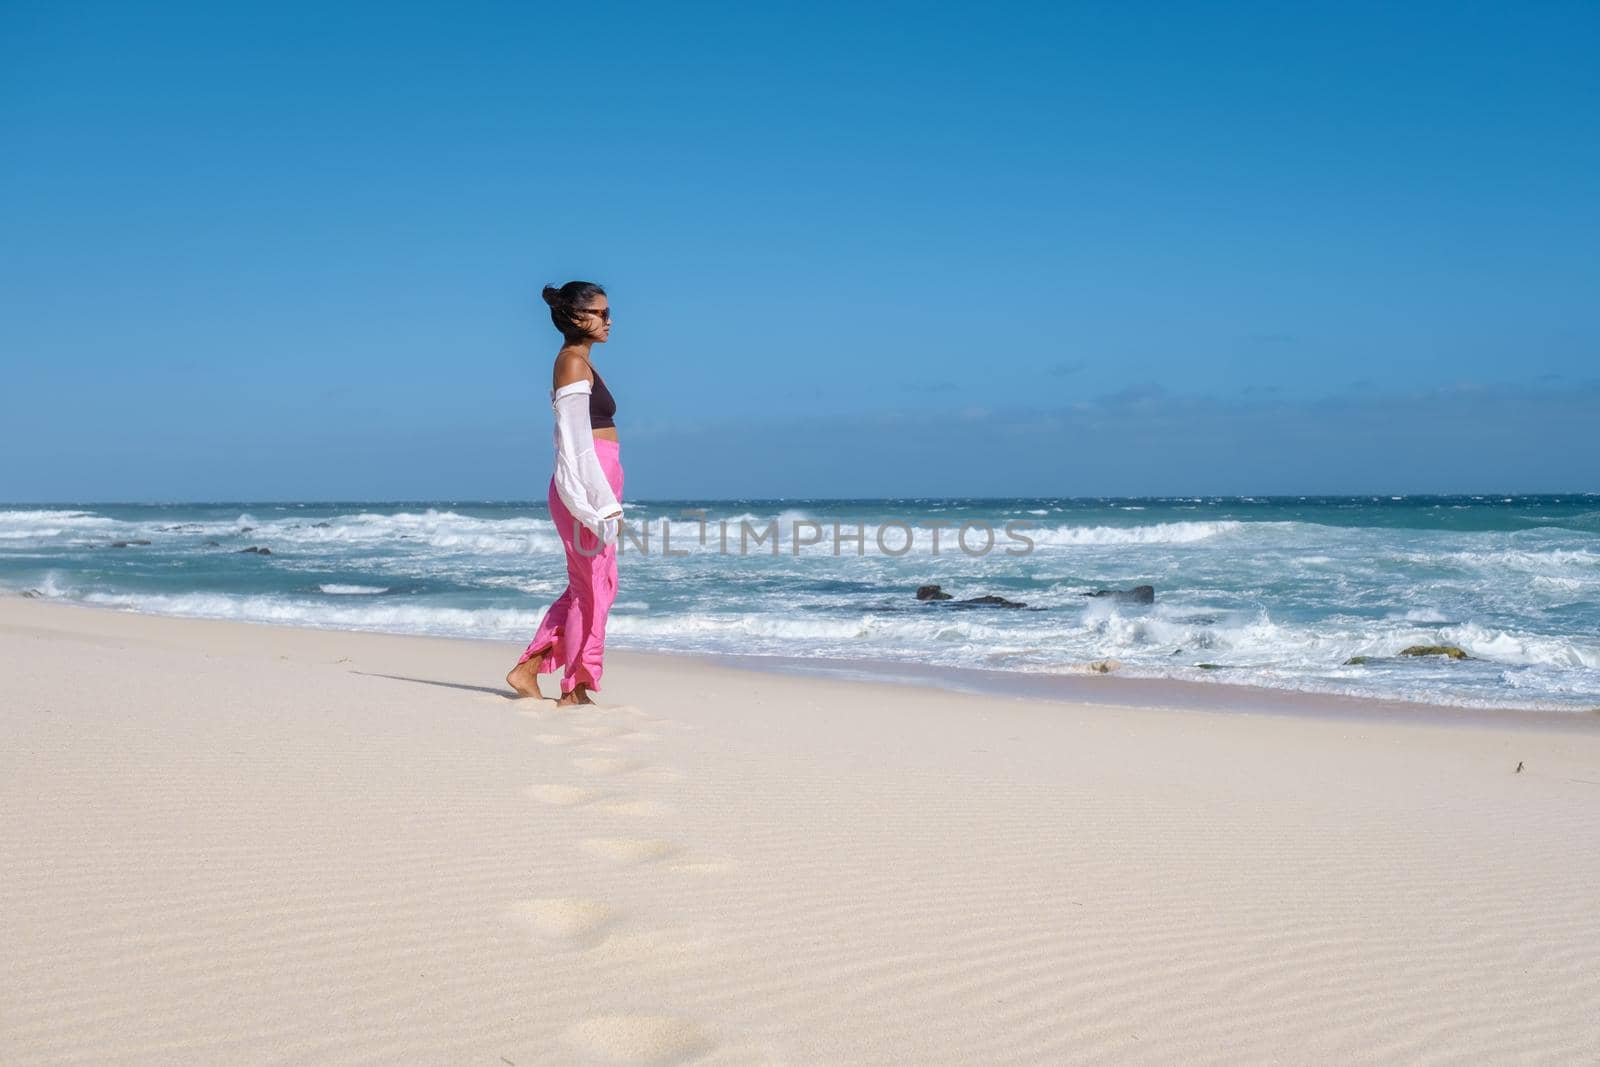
[20,589,42,599]
[1083,584,1155,605]
[1343,656,1373,666]
[108,540,151,548]
[239,546,273,555]
[203,540,221,547]
[1195,663,1223,670]
[312,521,332,528]
[240,526,254,533]
[956,594,1027,608]
[1399,645,1470,660]
[915,585,1027,608]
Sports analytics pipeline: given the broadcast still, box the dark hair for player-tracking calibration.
[541,280,607,340]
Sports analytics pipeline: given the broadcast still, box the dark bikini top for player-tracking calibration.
[589,366,617,430]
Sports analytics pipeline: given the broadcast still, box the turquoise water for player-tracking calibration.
[3,496,1598,713]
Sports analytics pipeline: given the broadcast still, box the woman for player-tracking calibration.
[505,281,625,706]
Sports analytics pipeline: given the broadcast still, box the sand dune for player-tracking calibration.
[3,598,1598,1064]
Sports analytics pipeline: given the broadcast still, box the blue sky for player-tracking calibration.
[3,1,1597,500]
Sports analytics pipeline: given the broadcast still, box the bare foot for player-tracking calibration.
[555,683,597,707]
[505,645,552,698]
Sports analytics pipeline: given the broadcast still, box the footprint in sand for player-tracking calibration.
[526,783,606,806]
[599,799,674,819]
[506,898,615,947]
[579,838,681,866]
[571,756,648,777]
[598,704,689,729]
[668,857,739,875]
[588,926,708,963]
[534,733,586,746]
[561,1014,712,1065]
[573,723,633,739]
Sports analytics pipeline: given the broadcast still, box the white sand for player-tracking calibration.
[3,598,1598,1065]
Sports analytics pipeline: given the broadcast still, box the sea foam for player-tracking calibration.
[6,498,1598,713]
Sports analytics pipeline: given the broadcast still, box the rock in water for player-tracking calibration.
[1083,585,1155,605]
[915,585,1026,608]
[955,594,1027,608]
[1398,645,1470,660]
[1085,658,1123,673]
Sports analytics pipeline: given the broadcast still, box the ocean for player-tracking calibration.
[3,496,1598,714]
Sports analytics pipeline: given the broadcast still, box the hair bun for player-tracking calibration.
[541,285,562,308]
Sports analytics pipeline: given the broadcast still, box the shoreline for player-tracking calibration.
[661,647,1600,734]
[15,594,1600,732]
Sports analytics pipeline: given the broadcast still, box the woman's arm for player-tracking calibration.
[551,379,623,545]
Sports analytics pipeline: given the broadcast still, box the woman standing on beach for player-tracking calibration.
[506,281,625,706]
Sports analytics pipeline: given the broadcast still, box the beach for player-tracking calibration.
[3,596,1598,1064]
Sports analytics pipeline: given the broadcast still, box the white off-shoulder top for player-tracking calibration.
[550,379,623,546]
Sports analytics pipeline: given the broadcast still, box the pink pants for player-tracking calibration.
[517,438,624,694]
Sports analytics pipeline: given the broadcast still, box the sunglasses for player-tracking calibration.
[576,306,612,322]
